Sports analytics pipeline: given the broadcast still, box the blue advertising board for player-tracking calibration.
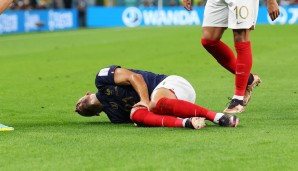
[0,9,78,34]
[257,5,298,24]
[87,6,298,28]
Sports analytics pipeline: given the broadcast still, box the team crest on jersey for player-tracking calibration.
[98,68,110,76]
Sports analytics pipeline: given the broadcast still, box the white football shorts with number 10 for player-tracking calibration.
[202,0,259,29]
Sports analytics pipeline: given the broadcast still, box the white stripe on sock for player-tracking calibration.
[233,95,244,100]
[182,119,188,127]
[213,113,224,124]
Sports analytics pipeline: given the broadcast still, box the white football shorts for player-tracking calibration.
[202,0,259,29]
[152,75,196,103]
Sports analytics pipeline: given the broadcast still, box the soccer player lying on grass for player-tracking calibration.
[75,65,239,129]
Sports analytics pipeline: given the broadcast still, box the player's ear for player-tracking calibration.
[75,102,81,113]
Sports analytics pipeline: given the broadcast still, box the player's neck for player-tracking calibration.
[89,94,103,111]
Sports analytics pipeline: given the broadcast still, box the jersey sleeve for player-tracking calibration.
[95,65,121,88]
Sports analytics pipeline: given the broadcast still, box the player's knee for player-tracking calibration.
[130,107,138,120]
[233,30,250,42]
[201,39,219,48]
[149,97,168,112]
[130,107,147,124]
[148,101,157,113]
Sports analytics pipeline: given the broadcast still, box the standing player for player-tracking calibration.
[75,65,239,130]
[0,0,14,131]
[183,0,280,114]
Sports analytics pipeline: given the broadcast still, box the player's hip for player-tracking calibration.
[152,75,196,103]
[203,0,259,29]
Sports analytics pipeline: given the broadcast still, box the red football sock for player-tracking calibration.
[155,98,217,121]
[201,39,236,74]
[131,108,183,128]
[234,41,252,96]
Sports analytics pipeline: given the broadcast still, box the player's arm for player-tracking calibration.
[267,0,280,21]
[183,0,192,11]
[0,0,13,14]
[113,68,150,108]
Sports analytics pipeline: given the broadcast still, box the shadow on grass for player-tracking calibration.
[10,120,135,129]
[8,120,234,131]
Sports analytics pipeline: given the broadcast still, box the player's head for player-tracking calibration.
[75,92,102,117]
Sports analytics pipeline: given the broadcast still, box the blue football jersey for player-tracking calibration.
[95,65,167,123]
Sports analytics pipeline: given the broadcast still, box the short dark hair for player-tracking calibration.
[76,107,98,117]
[75,98,97,117]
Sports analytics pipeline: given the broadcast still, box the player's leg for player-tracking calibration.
[149,76,239,127]
[201,0,237,74]
[130,107,206,129]
[223,0,260,114]
[152,97,238,127]
[201,0,258,81]
[224,29,251,114]
[202,27,237,74]
[242,0,262,106]
[149,76,213,121]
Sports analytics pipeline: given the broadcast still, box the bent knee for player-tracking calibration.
[148,101,157,113]
[130,107,147,121]
[130,107,139,120]
[201,39,219,47]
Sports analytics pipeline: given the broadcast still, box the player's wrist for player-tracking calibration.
[267,0,278,4]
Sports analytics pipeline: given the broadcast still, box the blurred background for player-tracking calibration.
[1,0,297,34]
[6,0,298,10]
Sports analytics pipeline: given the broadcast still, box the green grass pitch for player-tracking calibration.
[0,25,298,171]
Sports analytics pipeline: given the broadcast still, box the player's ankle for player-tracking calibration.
[247,74,254,85]
[183,118,194,129]
[232,95,244,101]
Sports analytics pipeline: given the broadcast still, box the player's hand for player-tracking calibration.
[0,0,14,14]
[267,0,280,21]
[183,0,193,11]
[133,100,150,109]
